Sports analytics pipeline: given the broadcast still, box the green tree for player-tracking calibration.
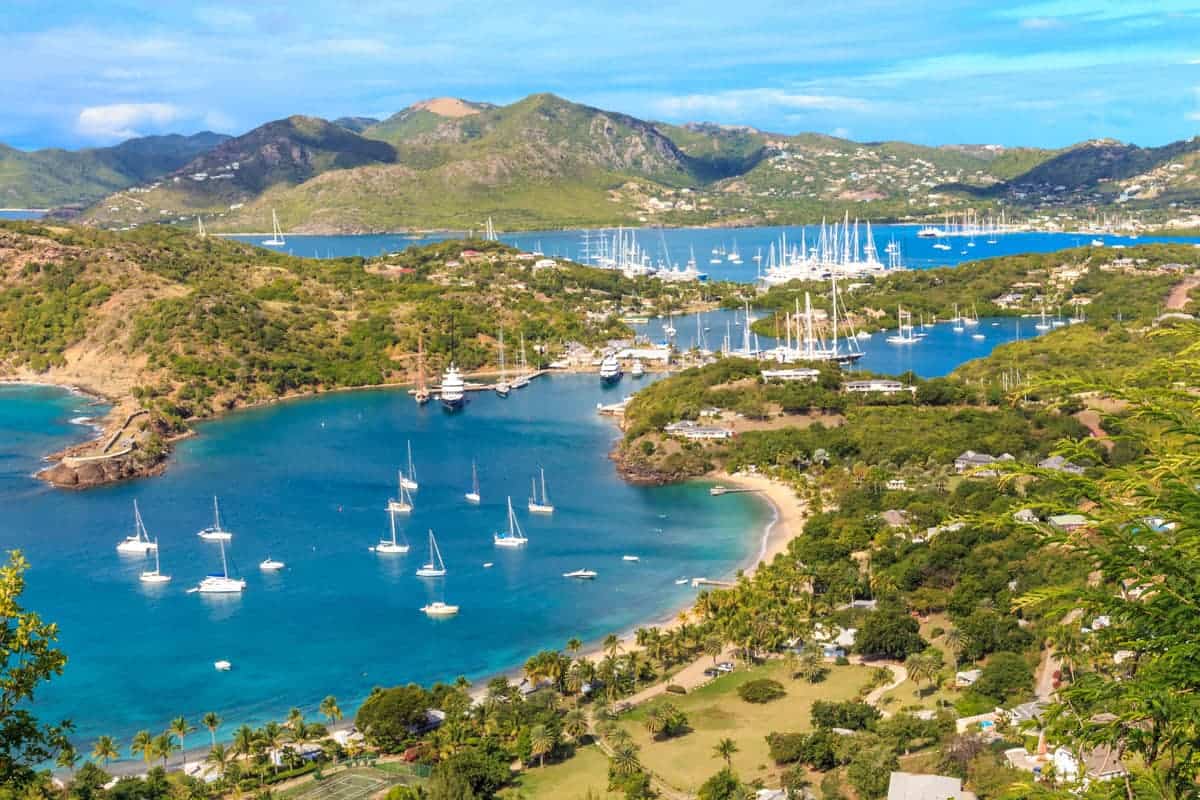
[0,551,72,789]
[130,730,153,765]
[562,709,588,742]
[319,695,342,724]
[150,731,178,769]
[855,607,925,660]
[201,711,221,747]
[168,716,194,756]
[205,743,231,780]
[90,735,119,767]
[528,723,555,767]
[697,767,750,800]
[713,737,738,769]
[846,741,899,800]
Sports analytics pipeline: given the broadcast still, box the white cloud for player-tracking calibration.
[1188,111,1200,121]
[76,103,183,141]
[653,89,871,119]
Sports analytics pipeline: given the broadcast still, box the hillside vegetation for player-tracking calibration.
[0,132,228,208]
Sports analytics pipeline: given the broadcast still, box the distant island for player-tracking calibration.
[3,94,1199,234]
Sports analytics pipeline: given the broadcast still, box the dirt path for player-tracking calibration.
[857,660,907,714]
[1166,275,1200,311]
[1074,409,1113,451]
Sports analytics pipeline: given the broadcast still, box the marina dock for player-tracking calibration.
[408,369,550,395]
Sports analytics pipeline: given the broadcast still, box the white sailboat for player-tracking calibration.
[194,539,246,594]
[415,530,448,577]
[495,329,510,397]
[964,303,980,326]
[388,474,414,514]
[400,441,419,491]
[885,306,923,344]
[117,500,158,554]
[494,496,529,548]
[631,359,645,378]
[259,557,285,571]
[528,468,554,514]
[373,507,410,554]
[198,497,233,542]
[1035,306,1051,331]
[510,334,531,389]
[952,303,964,333]
[465,460,481,504]
[139,539,171,583]
[262,209,286,247]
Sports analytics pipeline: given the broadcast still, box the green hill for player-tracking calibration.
[0,132,228,208]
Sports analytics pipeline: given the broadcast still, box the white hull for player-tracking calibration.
[400,478,419,491]
[494,536,527,548]
[387,501,413,514]
[622,555,640,562]
[416,567,447,578]
[214,660,232,671]
[198,530,232,542]
[373,542,410,554]
[465,492,480,504]
[563,570,597,580]
[528,502,554,514]
[197,577,246,594]
[422,602,459,616]
[139,571,171,584]
[117,539,157,554]
[259,559,286,570]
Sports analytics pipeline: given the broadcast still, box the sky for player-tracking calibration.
[1,0,1198,151]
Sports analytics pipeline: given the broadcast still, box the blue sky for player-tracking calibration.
[2,0,1198,150]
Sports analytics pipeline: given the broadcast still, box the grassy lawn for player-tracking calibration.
[499,744,620,800]
[615,660,871,793]
[275,765,420,800]
[879,614,966,713]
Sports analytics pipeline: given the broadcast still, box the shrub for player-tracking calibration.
[766,732,807,764]
[737,678,787,704]
[810,700,881,731]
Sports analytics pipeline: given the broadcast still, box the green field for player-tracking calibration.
[615,661,870,793]
[499,744,621,800]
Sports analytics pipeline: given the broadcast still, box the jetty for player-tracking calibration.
[408,370,549,396]
[691,577,735,589]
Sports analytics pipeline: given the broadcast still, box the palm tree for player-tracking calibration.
[562,709,588,742]
[259,721,289,774]
[130,730,153,765]
[152,732,178,769]
[286,708,305,734]
[91,735,119,766]
[714,737,738,769]
[206,743,231,780]
[704,634,724,665]
[942,628,963,670]
[319,695,343,724]
[202,712,222,748]
[906,652,937,697]
[609,742,641,776]
[643,707,667,739]
[603,633,622,660]
[232,724,257,758]
[566,637,583,658]
[528,723,556,768]
[169,716,195,757]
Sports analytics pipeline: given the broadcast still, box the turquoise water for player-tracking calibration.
[0,210,44,220]
[0,377,768,747]
[635,312,1043,377]
[228,225,1200,283]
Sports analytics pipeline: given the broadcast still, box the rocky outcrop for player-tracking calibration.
[38,449,168,488]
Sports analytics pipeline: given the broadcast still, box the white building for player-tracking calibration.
[844,379,914,395]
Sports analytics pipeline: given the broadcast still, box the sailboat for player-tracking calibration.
[563,569,598,580]
[196,216,207,239]
[494,496,529,547]
[510,334,531,389]
[663,313,677,338]
[388,474,414,514]
[1035,306,1051,331]
[139,539,171,583]
[117,500,158,554]
[964,303,980,326]
[198,497,233,542]
[885,305,923,344]
[400,441,419,491]
[194,539,246,594]
[414,334,430,405]
[373,508,410,554]
[528,468,554,514]
[262,209,285,247]
[495,329,510,397]
[415,530,447,577]
[465,461,481,504]
[952,303,964,333]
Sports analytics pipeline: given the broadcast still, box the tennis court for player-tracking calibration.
[287,768,392,800]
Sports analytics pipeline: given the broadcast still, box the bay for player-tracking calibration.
[228,224,1200,284]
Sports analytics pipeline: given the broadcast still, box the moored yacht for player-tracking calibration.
[198,497,233,542]
[599,353,622,384]
[563,569,597,580]
[465,460,481,504]
[259,557,285,571]
[116,500,158,554]
[139,539,171,583]
[528,468,554,514]
[373,507,410,554]
[494,496,529,548]
[421,601,460,616]
[631,359,645,378]
[440,364,466,411]
[194,539,246,594]
[400,441,419,491]
[388,474,414,514]
[415,530,448,577]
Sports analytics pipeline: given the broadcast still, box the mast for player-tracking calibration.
[389,509,397,546]
[417,334,428,396]
[213,497,221,531]
[219,539,230,579]
[472,461,479,495]
[540,468,549,505]
[407,441,415,481]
